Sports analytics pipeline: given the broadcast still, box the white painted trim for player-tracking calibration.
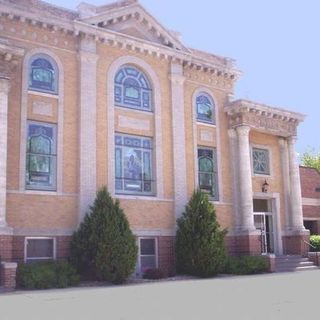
[253,192,283,255]
[192,87,223,203]
[27,90,59,99]
[107,55,163,198]
[250,143,273,178]
[19,47,64,194]
[24,236,56,263]
[137,237,158,275]
[116,195,173,202]
[303,217,320,221]
[302,197,320,206]
[7,190,77,197]
[14,228,74,236]
[132,229,175,237]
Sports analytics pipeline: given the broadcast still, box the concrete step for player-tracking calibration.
[275,255,319,272]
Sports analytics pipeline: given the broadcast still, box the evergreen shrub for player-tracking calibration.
[175,190,227,277]
[70,187,138,284]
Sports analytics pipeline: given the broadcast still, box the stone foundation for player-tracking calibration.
[282,233,310,256]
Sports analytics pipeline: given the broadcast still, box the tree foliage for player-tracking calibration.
[301,148,320,172]
[175,190,227,277]
[70,187,138,284]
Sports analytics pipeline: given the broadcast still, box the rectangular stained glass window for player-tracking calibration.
[26,121,57,191]
[115,134,154,195]
[198,148,219,200]
[252,148,270,175]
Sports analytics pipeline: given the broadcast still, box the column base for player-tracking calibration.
[226,230,262,256]
[282,229,310,255]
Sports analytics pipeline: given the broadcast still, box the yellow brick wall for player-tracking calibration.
[1,14,286,234]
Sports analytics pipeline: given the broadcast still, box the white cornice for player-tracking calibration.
[0,2,240,79]
[225,99,305,123]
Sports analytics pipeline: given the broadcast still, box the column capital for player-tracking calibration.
[236,125,250,136]
[278,137,287,148]
[228,128,237,139]
[0,77,10,94]
[287,135,297,145]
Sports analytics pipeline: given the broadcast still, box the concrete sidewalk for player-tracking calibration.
[0,270,319,320]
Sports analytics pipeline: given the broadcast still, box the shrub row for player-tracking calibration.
[310,235,320,251]
[17,261,80,289]
[224,256,269,275]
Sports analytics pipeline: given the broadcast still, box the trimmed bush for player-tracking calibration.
[310,235,320,251]
[143,268,165,280]
[70,187,138,284]
[224,256,268,275]
[17,261,80,289]
[175,190,227,278]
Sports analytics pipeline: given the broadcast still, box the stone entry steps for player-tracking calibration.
[275,255,319,272]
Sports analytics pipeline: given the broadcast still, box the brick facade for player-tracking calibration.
[300,166,320,235]
[0,0,309,285]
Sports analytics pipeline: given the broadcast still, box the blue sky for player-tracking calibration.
[46,0,320,155]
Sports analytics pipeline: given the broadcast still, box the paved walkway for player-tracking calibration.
[0,270,319,320]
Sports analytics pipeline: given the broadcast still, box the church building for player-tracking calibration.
[0,0,309,277]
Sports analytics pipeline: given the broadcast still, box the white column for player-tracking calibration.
[279,137,291,230]
[287,136,305,231]
[228,128,240,230]
[0,77,10,229]
[236,125,255,232]
[170,62,187,220]
[78,39,98,223]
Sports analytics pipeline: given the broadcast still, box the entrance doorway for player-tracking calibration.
[253,199,274,254]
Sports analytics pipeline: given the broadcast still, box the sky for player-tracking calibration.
[45,0,320,155]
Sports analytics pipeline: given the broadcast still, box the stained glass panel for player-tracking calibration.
[196,94,215,123]
[252,148,270,175]
[198,148,219,200]
[115,134,153,195]
[26,122,56,190]
[29,57,57,93]
[114,65,152,111]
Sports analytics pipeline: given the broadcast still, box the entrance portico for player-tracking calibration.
[226,99,309,256]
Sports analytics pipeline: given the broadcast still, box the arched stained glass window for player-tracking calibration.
[114,65,152,111]
[198,148,219,200]
[196,93,215,123]
[29,54,58,94]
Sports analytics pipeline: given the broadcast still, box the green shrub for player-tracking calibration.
[175,190,227,278]
[143,268,165,280]
[70,187,138,284]
[224,256,268,275]
[310,235,320,251]
[17,261,80,289]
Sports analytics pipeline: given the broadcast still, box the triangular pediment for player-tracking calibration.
[77,1,188,51]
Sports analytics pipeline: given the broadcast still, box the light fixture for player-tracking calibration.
[262,179,269,193]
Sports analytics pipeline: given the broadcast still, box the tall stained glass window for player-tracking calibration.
[29,55,58,94]
[114,65,152,111]
[26,122,57,190]
[252,148,270,175]
[198,148,219,200]
[196,93,215,123]
[115,134,153,195]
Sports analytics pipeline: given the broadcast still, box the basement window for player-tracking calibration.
[25,237,56,263]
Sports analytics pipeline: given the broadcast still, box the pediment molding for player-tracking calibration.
[78,3,188,51]
[225,99,305,137]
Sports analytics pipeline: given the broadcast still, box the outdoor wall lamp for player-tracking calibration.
[262,179,269,193]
